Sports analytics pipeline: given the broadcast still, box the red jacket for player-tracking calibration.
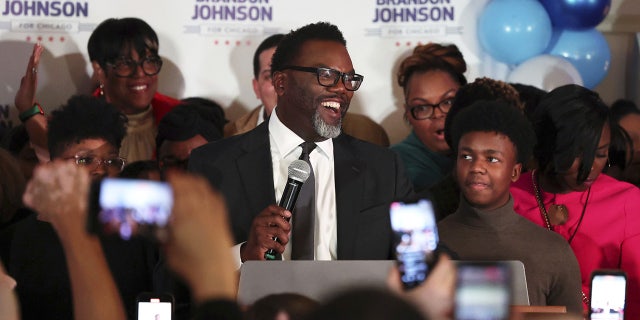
[91,88,180,124]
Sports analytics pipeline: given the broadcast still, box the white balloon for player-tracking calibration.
[506,54,583,91]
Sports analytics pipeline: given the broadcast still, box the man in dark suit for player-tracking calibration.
[189,22,413,262]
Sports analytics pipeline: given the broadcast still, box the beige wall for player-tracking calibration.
[595,0,639,106]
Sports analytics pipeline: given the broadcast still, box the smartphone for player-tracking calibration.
[589,270,627,320]
[389,199,439,290]
[137,292,174,320]
[88,178,173,240]
[454,261,512,320]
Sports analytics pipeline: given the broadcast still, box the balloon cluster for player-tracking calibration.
[478,0,611,89]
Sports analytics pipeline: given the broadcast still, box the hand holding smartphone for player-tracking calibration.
[88,178,173,240]
[390,199,439,290]
[589,270,627,320]
[137,292,174,320]
[454,262,512,320]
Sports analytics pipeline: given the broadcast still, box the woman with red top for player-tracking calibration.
[510,84,640,318]
[14,18,179,163]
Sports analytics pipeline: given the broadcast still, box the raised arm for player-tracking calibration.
[163,172,239,303]
[15,42,49,161]
[23,162,126,320]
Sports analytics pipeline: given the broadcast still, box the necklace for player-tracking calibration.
[531,169,592,305]
[532,170,565,229]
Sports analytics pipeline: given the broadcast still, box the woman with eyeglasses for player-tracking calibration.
[15,17,180,164]
[510,84,640,318]
[390,43,467,191]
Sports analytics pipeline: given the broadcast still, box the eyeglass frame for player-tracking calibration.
[407,98,454,120]
[66,155,127,172]
[106,56,163,78]
[280,65,364,91]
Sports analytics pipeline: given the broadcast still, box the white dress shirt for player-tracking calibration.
[232,106,338,266]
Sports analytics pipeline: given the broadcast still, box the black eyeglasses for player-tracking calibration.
[281,66,363,91]
[68,155,127,172]
[408,98,454,120]
[107,56,163,78]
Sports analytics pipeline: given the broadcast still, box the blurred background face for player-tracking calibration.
[157,134,208,171]
[556,124,611,192]
[404,70,459,154]
[619,113,640,170]
[252,46,278,116]
[99,47,159,115]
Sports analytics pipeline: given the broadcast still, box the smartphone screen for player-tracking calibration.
[390,199,438,290]
[454,262,512,320]
[589,270,627,320]
[88,178,173,240]
[137,292,173,320]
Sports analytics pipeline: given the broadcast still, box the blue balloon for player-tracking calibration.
[540,0,611,30]
[478,0,552,65]
[546,29,611,89]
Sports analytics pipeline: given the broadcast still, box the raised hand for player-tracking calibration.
[22,160,90,235]
[15,42,43,112]
[163,172,238,302]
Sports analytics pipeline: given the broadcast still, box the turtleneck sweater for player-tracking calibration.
[119,105,157,163]
[437,196,583,314]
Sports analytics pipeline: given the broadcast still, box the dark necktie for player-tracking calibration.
[291,141,316,260]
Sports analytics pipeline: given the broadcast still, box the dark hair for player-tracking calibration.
[1,124,29,156]
[444,77,523,148]
[608,122,633,172]
[609,99,640,124]
[306,287,424,320]
[397,42,467,93]
[245,293,318,320]
[119,160,160,179]
[180,97,228,131]
[271,22,346,75]
[253,34,284,79]
[48,95,127,159]
[0,148,26,224]
[88,17,159,69]
[155,98,226,155]
[450,100,536,164]
[534,84,609,184]
[509,83,547,122]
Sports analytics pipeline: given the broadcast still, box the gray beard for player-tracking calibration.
[313,110,342,139]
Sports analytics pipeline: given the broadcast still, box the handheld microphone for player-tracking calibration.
[264,159,311,260]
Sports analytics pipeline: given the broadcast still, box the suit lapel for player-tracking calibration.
[334,135,363,259]
[236,122,276,215]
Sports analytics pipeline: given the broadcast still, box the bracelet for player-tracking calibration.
[19,102,44,122]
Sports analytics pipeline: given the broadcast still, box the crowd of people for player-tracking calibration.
[0,17,639,320]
